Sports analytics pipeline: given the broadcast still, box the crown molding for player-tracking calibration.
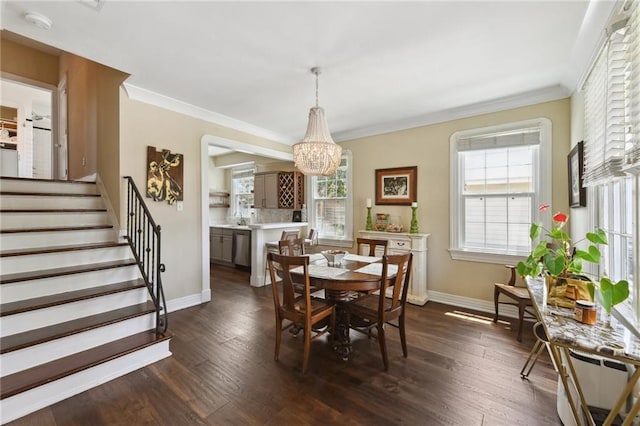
[333,84,571,142]
[122,83,295,145]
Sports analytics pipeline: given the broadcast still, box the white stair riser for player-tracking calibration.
[1,288,149,336]
[1,246,131,275]
[0,195,104,210]
[0,228,116,250]
[0,211,109,230]
[0,180,97,195]
[1,313,157,376]
[0,340,171,425]
[0,265,140,304]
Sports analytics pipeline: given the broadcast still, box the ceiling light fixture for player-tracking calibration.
[293,67,342,176]
[23,11,53,30]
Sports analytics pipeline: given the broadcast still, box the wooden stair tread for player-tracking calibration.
[0,278,147,317]
[0,241,128,258]
[0,259,137,284]
[0,177,96,185]
[0,330,171,399]
[0,191,100,197]
[0,224,113,234]
[0,208,107,213]
[0,301,157,354]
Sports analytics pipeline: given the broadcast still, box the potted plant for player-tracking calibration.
[517,204,629,314]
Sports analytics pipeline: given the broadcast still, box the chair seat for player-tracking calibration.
[495,283,531,300]
[293,298,334,316]
[348,293,393,317]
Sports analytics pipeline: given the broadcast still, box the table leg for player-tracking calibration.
[326,290,353,360]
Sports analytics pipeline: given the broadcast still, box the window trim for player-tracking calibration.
[307,149,353,248]
[449,118,552,263]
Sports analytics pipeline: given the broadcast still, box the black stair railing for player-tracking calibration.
[123,176,168,333]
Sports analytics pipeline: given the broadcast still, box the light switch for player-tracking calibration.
[176,201,183,211]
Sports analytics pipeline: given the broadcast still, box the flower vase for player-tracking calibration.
[409,206,419,234]
[365,207,373,231]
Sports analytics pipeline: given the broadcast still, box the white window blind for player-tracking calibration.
[583,0,639,184]
[625,0,640,170]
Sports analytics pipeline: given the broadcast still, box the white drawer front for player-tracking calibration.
[388,239,411,251]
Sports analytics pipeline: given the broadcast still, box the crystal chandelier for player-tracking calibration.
[293,67,342,176]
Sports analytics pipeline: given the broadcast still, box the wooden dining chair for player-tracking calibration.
[264,230,301,285]
[278,238,306,256]
[346,252,413,370]
[267,252,335,374]
[493,264,536,342]
[356,238,388,257]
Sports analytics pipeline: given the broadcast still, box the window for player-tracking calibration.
[582,0,639,323]
[308,150,353,246]
[231,167,254,220]
[449,118,552,264]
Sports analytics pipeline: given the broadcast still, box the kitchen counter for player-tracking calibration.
[249,222,309,287]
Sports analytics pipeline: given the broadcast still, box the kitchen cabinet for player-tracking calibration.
[253,172,278,209]
[210,227,234,264]
[358,230,430,305]
[254,171,305,209]
[277,171,304,209]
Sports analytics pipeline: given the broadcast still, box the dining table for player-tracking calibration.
[289,253,391,360]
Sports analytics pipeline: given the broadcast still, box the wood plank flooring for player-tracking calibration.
[8,264,561,425]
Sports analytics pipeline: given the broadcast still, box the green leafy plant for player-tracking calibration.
[517,204,629,313]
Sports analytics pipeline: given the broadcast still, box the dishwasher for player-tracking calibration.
[233,229,251,268]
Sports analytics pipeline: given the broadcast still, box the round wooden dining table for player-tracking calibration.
[290,257,383,360]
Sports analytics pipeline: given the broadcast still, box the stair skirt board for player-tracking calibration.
[1,289,149,336]
[0,229,116,251]
[0,211,110,229]
[0,195,104,210]
[0,179,98,195]
[1,246,132,275]
[1,266,140,303]
[0,340,172,425]
[1,313,157,376]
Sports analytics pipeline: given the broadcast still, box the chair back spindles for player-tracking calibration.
[356,238,388,257]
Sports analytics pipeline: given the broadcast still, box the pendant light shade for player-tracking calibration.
[293,68,342,176]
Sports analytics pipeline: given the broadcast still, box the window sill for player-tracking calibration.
[318,238,353,249]
[448,248,527,265]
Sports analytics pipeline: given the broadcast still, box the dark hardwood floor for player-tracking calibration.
[10,264,561,425]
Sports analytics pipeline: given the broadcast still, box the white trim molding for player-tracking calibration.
[124,83,295,145]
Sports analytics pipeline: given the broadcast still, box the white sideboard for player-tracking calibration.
[358,230,429,305]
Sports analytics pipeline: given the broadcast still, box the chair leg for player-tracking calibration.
[399,315,408,358]
[302,322,311,375]
[274,318,282,361]
[377,324,389,370]
[517,301,526,342]
[493,286,500,323]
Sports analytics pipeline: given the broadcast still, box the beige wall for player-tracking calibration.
[341,98,571,302]
[119,88,292,301]
[0,34,59,85]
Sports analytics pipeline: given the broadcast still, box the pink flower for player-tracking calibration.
[539,203,550,212]
[553,212,568,223]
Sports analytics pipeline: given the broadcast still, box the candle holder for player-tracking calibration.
[409,206,419,234]
[366,207,373,231]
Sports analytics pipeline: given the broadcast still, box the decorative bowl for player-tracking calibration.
[321,249,348,266]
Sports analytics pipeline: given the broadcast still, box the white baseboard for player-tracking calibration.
[166,292,210,313]
[428,290,531,321]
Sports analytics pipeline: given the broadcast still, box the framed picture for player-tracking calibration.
[375,166,417,205]
[568,141,586,208]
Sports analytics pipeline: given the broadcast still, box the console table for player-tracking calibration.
[358,230,429,305]
[526,277,640,425]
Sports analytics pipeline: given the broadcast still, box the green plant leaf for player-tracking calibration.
[544,253,565,276]
[567,257,583,274]
[599,278,630,314]
[531,242,549,259]
[575,246,601,263]
[530,223,541,240]
[586,229,608,245]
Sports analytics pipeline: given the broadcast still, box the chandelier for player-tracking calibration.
[293,67,342,176]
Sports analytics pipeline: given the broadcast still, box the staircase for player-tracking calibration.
[0,177,172,424]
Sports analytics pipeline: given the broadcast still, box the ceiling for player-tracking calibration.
[0,1,619,145]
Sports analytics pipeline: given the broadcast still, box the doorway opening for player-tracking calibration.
[0,77,57,179]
